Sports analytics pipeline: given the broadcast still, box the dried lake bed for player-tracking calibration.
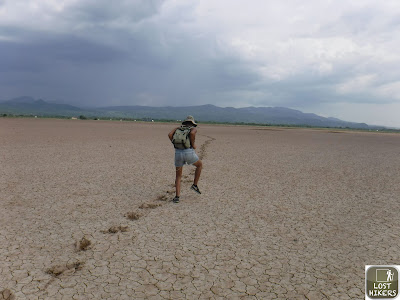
[1,118,399,299]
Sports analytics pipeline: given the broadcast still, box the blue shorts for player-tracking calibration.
[175,148,199,167]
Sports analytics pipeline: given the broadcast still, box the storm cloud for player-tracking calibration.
[1,0,400,126]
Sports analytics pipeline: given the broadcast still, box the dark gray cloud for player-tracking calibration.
[0,32,126,71]
[69,0,164,24]
[1,0,400,126]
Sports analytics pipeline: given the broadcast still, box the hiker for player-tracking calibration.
[168,115,202,203]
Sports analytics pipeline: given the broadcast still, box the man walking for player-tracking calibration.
[168,116,202,203]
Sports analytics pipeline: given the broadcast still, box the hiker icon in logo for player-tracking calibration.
[387,270,395,282]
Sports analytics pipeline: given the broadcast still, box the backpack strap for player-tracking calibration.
[181,125,193,149]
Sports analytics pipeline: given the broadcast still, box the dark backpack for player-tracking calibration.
[172,126,192,149]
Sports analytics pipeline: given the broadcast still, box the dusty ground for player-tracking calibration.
[1,118,399,299]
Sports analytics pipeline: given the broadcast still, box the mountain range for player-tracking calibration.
[0,96,378,129]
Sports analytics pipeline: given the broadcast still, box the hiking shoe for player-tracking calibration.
[191,184,201,194]
[173,196,180,203]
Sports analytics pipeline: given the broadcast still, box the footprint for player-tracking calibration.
[157,194,169,201]
[198,134,216,160]
[46,261,84,277]
[75,237,92,251]
[0,289,16,300]
[101,225,129,234]
[125,211,142,220]
[118,225,129,232]
[139,203,162,209]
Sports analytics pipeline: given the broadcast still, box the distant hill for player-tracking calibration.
[0,96,379,129]
[0,96,86,116]
[3,96,37,104]
[95,104,372,128]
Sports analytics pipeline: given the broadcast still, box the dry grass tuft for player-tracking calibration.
[76,237,92,251]
[46,261,84,277]
[126,211,141,220]
[0,289,16,300]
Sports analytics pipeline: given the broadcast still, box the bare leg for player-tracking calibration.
[175,167,183,197]
[193,160,202,186]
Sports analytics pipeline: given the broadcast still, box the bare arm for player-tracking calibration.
[168,127,179,141]
[189,127,197,149]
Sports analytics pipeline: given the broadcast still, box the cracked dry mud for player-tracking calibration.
[1,118,399,299]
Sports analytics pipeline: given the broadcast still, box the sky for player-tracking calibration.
[1,0,400,127]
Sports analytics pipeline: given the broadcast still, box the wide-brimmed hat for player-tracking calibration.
[182,115,197,126]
